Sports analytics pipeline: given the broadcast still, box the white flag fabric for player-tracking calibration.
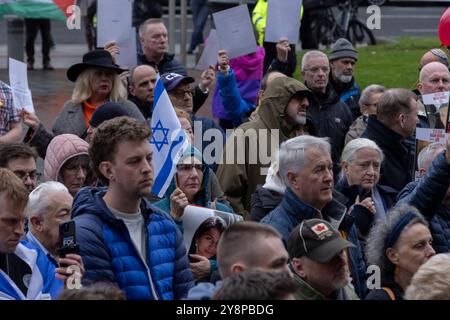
[150,74,188,198]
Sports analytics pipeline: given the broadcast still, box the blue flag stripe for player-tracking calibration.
[153,78,165,109]
[152,135,184,195]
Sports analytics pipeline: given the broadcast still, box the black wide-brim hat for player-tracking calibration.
[67,50,128,82]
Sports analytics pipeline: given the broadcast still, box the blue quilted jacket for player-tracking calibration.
[397,152,450,253]
[260,187,367,299]
[72,187,194,300]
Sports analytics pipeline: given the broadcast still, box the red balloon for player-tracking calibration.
[438,7,450,46]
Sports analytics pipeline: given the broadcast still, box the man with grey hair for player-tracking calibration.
[24,181,75,265]
[301,50,353,176]
[361,88,419,192]
[397,136,450,253]
[328,38,361,120]
[345,84,386,145]
[260,135,367,298]
[137,18,186,75]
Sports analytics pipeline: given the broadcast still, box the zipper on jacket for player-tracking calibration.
[119,220,160,300]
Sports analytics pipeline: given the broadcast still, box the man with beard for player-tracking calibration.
[71,116,194,300]
[287,219,359,300]
[217,77,313,216]
[328,38,360,121]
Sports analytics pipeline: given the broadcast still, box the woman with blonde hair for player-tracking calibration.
[22,50,144,158]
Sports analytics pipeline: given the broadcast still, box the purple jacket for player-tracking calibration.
[212,47,265,120]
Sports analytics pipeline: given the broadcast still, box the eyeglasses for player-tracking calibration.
[172,87,194,100]
[177,164,203,173]
[13,170,41,181]
[304,66,330,74]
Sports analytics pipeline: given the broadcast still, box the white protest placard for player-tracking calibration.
[416,128,447,143]
[8,58,34,113]
[195,29,220,70]
[213,4,257,59]
[97,0,133,47]
[115,27,138,69]
[422,91,450,107]
[265,0,302,44]
[414,127,448,180]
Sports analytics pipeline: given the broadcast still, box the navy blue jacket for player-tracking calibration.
[361,116,415,192]
[260,188,367,299]
[335,177,398,235]
[397,152,450,253]
[72,187,194,300]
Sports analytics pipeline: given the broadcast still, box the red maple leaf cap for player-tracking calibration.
[311,223,329,236]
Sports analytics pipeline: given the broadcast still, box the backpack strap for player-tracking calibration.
[381,287,396,300]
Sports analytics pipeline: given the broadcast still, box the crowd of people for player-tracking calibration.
[1,3,450,301]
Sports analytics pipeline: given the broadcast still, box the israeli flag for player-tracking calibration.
[150,74,188,197]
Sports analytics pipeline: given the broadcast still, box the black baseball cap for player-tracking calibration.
[287,219,356,263]
[160,72,195,92]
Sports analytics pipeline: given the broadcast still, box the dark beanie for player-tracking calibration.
[329,38,358,61]
[89,102,131,128]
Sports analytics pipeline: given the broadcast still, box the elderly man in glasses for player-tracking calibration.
[300,50,353,177]
[0,143,40,193]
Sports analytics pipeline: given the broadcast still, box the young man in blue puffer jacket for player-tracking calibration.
[72,116,194,300]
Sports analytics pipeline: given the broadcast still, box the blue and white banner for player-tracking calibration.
[150,74,188,198]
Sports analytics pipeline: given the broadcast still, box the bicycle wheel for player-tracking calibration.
[346,20,376,47]
[314,17,343,49]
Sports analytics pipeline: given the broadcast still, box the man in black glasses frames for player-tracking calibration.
[0,143,39,193]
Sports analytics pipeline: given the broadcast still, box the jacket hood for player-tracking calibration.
[162,145,211,207]
[263,160,286,194]
[44,134,89,181]
[258,77,313,139]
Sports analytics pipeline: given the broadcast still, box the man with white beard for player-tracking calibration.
[328,38,361,121]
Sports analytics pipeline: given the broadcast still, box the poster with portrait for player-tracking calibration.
[415,128,448,180]
[181,205,243,254]
[421,91,449,129]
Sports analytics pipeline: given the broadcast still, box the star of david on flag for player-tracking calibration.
[150,74,188,197]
